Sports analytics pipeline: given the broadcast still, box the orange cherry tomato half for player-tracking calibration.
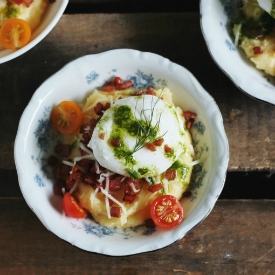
[62,193,87,219]
[51,101,83,135]
[0,18,31,49]
[150,195,184,229]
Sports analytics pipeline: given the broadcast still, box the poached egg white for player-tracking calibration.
[88,95,185,178]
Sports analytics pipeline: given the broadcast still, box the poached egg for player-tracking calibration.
[88,95,185,179]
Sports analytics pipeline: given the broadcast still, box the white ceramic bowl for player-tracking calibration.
[200,0,275,105]
[14,49,229,256]
[0,0,68,64]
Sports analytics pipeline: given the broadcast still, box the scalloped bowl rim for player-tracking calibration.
[14,49,229,256]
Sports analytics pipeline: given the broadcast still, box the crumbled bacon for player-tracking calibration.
[183,111,197,129]
[165,169,177,181]
[153,138,164,146]
[164,144,173,153]
[146,86,156,96]
[146,142,156,151]
[147,183,163,193]
[99,133,105,140]
[111,206,122,218]
[110,138,121,147]
[253,46,263,54]
[123,194,136,203]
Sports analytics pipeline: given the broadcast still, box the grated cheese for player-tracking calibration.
[129,182,140,193]
[79,142,94,156]
[191,159,200,166]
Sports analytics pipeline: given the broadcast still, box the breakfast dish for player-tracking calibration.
[49,78,197,229]
[15,49,228,255]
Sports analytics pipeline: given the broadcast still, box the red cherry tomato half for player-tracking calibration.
[150,195,184,229]
[62,193,87,219]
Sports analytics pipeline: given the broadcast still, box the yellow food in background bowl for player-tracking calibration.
[0,0,48,50]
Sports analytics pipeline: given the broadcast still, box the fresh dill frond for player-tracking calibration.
[125,94,167,160]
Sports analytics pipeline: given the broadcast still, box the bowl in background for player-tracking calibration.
[14,49,229,256]
[200,0,275,105]
[0,0,68,64]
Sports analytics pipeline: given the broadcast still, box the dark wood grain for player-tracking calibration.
[1,8,275,274]
[1,14,275,174]
[1,199,275,274]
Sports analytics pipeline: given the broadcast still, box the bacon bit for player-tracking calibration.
[84,174,97,186]
[183,111,197,129]
[109,178,122,192]
[66,166,81,190]
[183,111,197,119]
[253,46,263,54]
[186,120,194,130]
[164,144,173,153]
[110,138,121,147]
[102,84,115,92]
[165,169,177,180]
[153,138,164,146]
[147,183,163,193]
[108,198,114,206]
[117,80,134,90]
[146,86,156,96]
[53,163,71,180]
[114,77,123,85]
[111,206,122,218]
[125,179,140,195]
[99,133,105,140]
[123,194,136,203]
[145,218,155,228]
[104,102,111,110]
[94,102,104,115]
[146,142,156,151]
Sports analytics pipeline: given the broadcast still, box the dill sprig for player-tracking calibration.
[125,95,167,159]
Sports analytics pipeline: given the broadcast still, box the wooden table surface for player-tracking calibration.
[1,0,275,274]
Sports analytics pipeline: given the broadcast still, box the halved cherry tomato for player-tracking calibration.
[0,19,31,49]
[51,101,83,134]
[150,195,184,229]
[62,193,87,218]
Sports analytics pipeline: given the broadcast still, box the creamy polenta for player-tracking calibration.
[68,87,195,228]
[0,0,48,49]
